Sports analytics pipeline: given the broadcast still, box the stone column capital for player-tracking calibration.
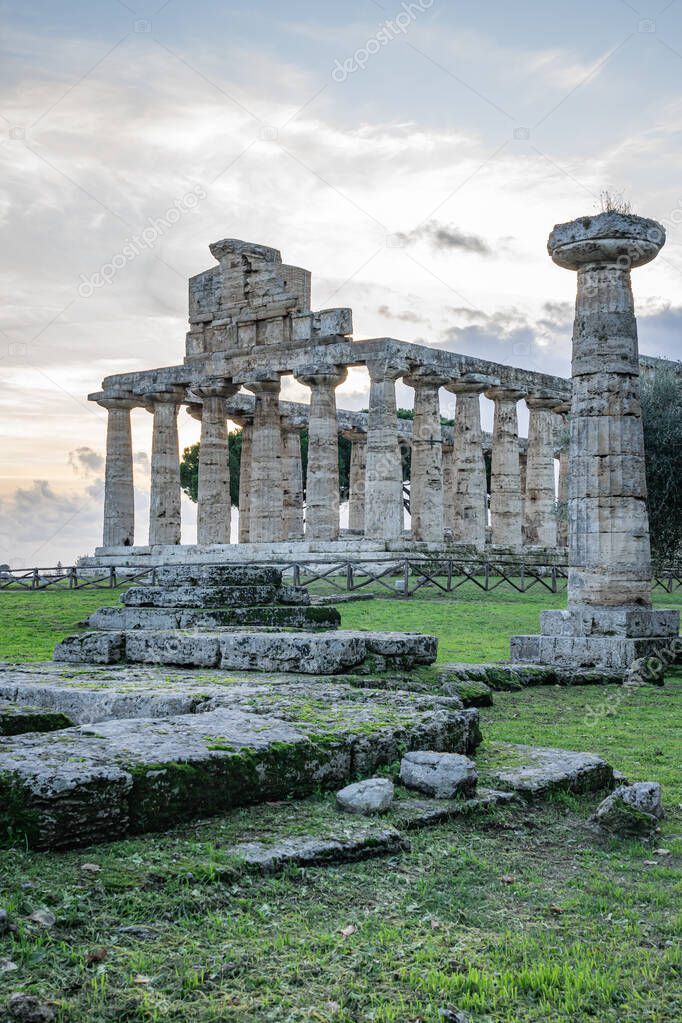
[548,212,665,271]
[553,400,571,415]
[526,393,562,411]
[295,365,348,389]
[403,367,449,390]
[280,415,305,434]
[446,373,499,396]
[96,393,140,411]
[365,359,405,383]
[485,385,526,402]
[191,379,240,401]
[143,386,187,411]
[341,427,367,443]
[244,376,281,397]
[186,402,203,422]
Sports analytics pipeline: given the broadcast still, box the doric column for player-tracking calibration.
[486,385,525,549]
[345,429,367,532]
[446,375,493,550]
[147,388,184,546]
[245,378,284,543]
[364,362,404,540]
[281,419,304,540]
[441,441,455,531]
[98,395,137,548]
[554,401,570,549]
[404,371,446,543]
[524,394,561,548]
[237,420,253,543]
[548,214,664,608]
[194,382,238,545]
[296,367,347,541]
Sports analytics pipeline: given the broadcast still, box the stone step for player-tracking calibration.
[0,687,479,849]
[89,605,340,632]
[152,564,283,588]
[222,828,409,875]
[0,702,73,736]
[477,742,614,798]
[54,628,437,673]
[510,634,674,671]
[122,583,311,608]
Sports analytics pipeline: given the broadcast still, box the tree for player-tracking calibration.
[640,364,682,561]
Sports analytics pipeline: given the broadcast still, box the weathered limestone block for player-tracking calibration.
[194,383,238,545]
[540,607,680,638]
[122,584,280,608]
[297,367,347,541]
[524,394,560,547]
[223,828,407,873]
[90,605,341,632]
[153,564,282,587]
[54,632,125,664]
[147,389,184,546]
[217,632,368,673]
[125,632,222,667]
[364,361,404,540]
[336,778,395,814]
[487,385,525,549]
[399,751,478,798]
[405,371,446,543]
[590,781,663,836]
[98,396,136,548]
[482,743,613,797]
[342,631,437,665]
[510,634,671,671]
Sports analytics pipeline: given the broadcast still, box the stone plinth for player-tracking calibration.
[511,212,679,672]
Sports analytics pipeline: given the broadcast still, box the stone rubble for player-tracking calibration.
[399,751,478,799]
[590,782,664,837]
[336,778,395,815]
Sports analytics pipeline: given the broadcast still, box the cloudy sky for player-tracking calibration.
[1,0,681,564]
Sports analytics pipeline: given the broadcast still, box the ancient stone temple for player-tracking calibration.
[511,212,680,670]
[87,237,576,569]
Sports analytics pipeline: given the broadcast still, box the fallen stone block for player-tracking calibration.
[480,743,614,798]
[336,778,394,815]
[438,676,493,707]
[590,782,663,836]
[391,788,517,830]
[400,751,478,798]
[222,827,408,874]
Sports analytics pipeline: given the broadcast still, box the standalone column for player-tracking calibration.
[346,429,367,532]
[237,420,253,543]
[281,420,304,540]
[554,401,570,549]
[486,386,524,549]
[447,376,491,550]
[511,212,678,671]
[246,379,284,543]
[524,395,560,548]
[99,396,136,548]
[148,389,184,546]
[195,383,238,545]
[364,362,404,540]
[405,373,445,543]
[297,368,347,541]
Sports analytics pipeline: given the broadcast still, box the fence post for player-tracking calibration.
[346,562,353,591]
[293,563,301,587]
[403,559,410,598]
[484,560,490,591]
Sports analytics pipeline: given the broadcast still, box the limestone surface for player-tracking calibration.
[483,743,613,797]
[590,782,663,836]
[336,778,395,815]
[399,751,478,798]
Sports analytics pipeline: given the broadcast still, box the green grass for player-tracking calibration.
[0,588,680,1021]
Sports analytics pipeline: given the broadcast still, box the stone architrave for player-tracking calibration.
[237,419,253,543]
[98,395,137,548]
[486,385,526,549]
[281,419,304,540]
[404,371,446,543]
[245,378,284,543]
[446,375,495,550]
[344,428,367,532]
[296,367,347,541]
[524,394,561,548]
[147,388,185,546]
[194,381,239,545]
[364,361,404,540]
[511,212,679,670]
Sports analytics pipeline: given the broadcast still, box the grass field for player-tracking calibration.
[0,588,680,1022]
